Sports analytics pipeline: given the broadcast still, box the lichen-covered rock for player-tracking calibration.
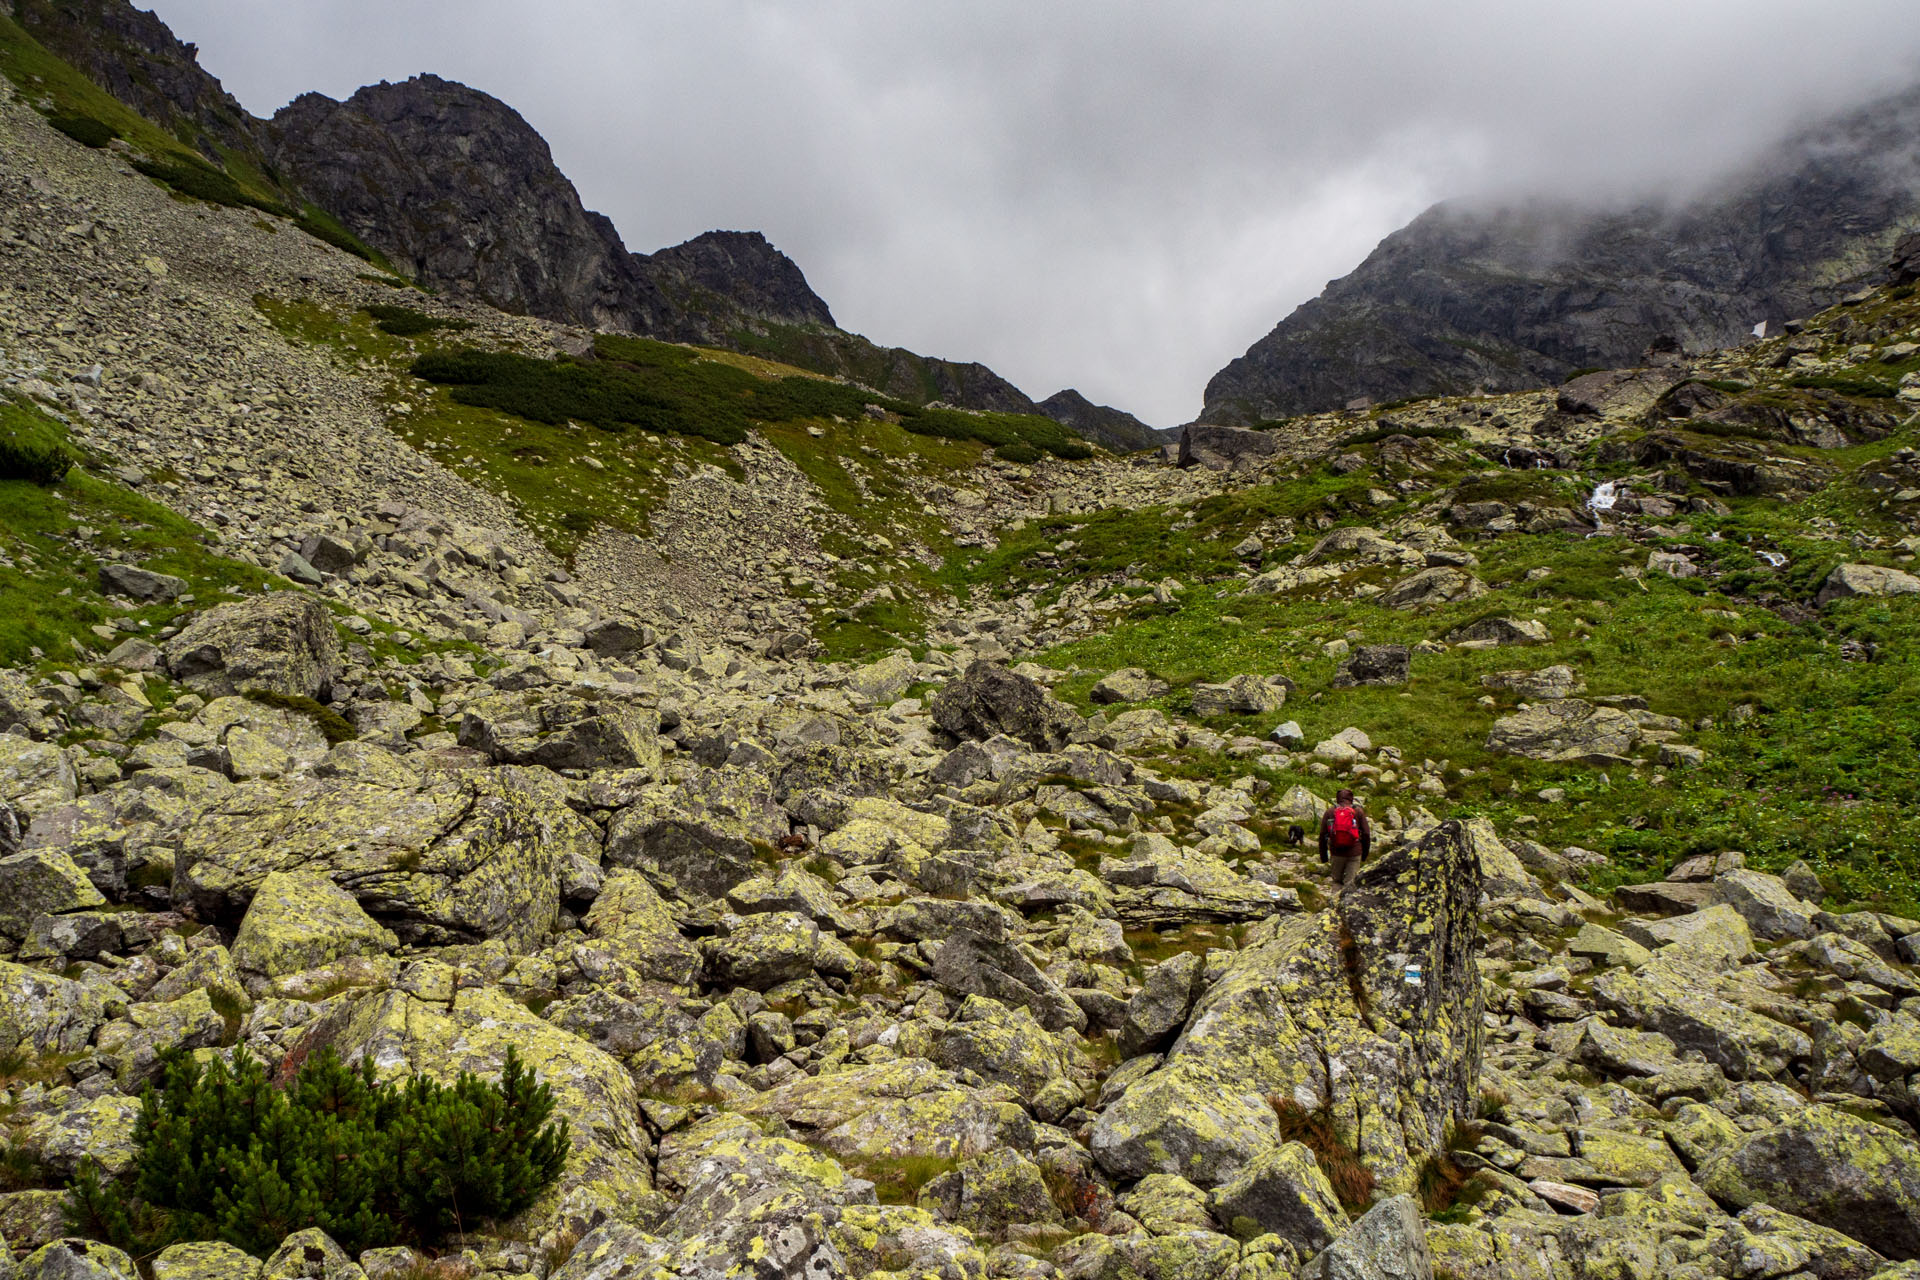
[933,661,1082,751]
[230,869,398,980]
[20,1240,137,1280]
[97,987,225,1087]
[923,995,1077,1099]
[579,871,699,989]
[0,739,75,826]
[1591,955,1812,1080]
[603,770,781,903]
[173,767,595,951]
[458,692,661,773]
[1485,699,1640,762]
[0,850,104,941]
[0,961,110,1054]
[145,945,249,1012]
[1059,1229,1242,1280]
[164,593,342,701]
[1206,1141,1350,1251]
[1699,1104,1920,1260]
[1092,822,1481,1194]
[1099,835,1281,926]
[933,930,1086,1032]
[1120,951,1205,1057]
[732,1057,1034,1160]
[151,1241,261,1280]
[18,1092,139,1178]
[918,1147,1062,1241]
[1380,566,1485,610]
[1190,674,1286,716]
[259,1229,363,1280]
[1091,668,1171,705]
[1298,1194,1429,1280]
[701,911,821,990]
[1710,868,1815,941]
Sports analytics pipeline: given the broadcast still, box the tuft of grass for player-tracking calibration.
[1269,1096,1374,1213]
[847,1153,959,1206]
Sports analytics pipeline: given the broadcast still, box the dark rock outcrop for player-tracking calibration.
[932,662,1082,752]
[1203,81,1920,422]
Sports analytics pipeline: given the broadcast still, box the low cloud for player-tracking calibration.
[160,0,1920,424]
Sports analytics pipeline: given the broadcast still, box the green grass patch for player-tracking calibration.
[0,399,276,664]
[1787,373,1898,400]
[242,689,356,744]
[0,396,75,485]
[130,154,292,217]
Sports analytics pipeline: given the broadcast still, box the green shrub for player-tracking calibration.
[68,1045,567,1257]
[363,305,473,338]
[0,398,74,485]
[47,114,115,147]
[296,211,384,264]
[409,338,1092,458]
[242,689,357,745]
[994,442,1042,464]
[131,156,292,218]
[1787,373,1897,399]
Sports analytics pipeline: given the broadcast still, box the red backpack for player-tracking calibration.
[1329,805,1361,849]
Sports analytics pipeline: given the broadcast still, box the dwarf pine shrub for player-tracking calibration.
[67,1046,568,1257]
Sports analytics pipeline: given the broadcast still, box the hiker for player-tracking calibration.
[1318,787,1371,890]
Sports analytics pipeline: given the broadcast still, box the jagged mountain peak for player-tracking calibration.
[1201,77,1920,423]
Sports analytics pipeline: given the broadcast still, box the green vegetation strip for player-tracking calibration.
[70,1047,567,1256]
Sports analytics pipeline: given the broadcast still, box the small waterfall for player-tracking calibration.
[1587,481,1619,513]
[1759,551,1787,568]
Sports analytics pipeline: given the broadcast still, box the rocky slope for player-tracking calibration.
[1203,80,1920,423]
[8,22,1920,1280]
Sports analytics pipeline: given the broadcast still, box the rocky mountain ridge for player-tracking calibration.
[1203,79,1920,424]
[7,0,1070,419]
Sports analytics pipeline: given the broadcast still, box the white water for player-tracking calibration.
[1759,550,1788,567]
[1587,481,1620,513]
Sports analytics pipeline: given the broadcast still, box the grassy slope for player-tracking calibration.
[0,397,281,666]
[945,289,1920,913]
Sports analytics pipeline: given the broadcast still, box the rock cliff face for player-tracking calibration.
[8,0,260,161]
[263,76,677,334]
[1202,81,1920,423]
[1038,389,1168,454]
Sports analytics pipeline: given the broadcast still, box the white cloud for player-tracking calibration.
[158,0,1920,424]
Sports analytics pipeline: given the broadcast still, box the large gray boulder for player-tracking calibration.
[1299,1194,1431,1280]
[164,593,342,700]
[1380,567,1486,610]
[1817,563,1920,606]
[1206,1141,1351,1251]
[1091,822,1483,1193]
[1178,424,1280,471]
[932,929,1087,1032]
[1334,645,1410,688]
[457,692,661,773]
[932,661,1082,751]
[172,767,597,951]
[1485,698,1640,762]
[1699,1104,1920,1260]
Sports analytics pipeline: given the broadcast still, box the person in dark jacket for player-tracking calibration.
[1318,788,1372,891]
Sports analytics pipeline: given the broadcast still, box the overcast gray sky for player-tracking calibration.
[155,1,1920,425]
